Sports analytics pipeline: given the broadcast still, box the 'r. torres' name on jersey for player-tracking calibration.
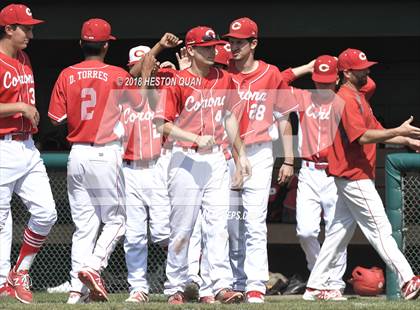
[69,70,108,84]
[3,72,34,89]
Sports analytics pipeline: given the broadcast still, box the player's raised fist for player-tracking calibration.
[196,135,215,148]
[159,33,183,49]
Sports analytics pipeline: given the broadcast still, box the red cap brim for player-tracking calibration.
[223,32,254,39]
[190,39,228,47]
[352,61,377,70]
[312,73,338,83]
[109,35,116,40]
[18,18,45,25]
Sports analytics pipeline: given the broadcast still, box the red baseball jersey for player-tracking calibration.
[327,85,384,180]
[228,60,297,145]
[0,51,37,135]
[48,60,138,144]
[121,102,162,161]
[291,88,344,163]
[121,68,175,160]
[154,67,237,148]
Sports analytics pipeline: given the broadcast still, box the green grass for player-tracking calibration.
[0,293,419,310]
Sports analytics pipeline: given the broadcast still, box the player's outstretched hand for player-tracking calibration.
[176,47,191,70]
[277,163,294,185]
[397,116,420,139]
[21,103,40,128]
[159,33,183,49]
[196,135,216,148]
[407,137,420,152]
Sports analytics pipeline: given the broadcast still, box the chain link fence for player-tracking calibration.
[402,172,420,275]
[11,162,167,293]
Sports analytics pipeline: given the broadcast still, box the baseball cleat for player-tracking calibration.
[125,290,149,303]
[67,291,90,304]
[246,290,265,303]
[167,291,186,304]
[184,281,199,302]
[303,288,347,301]
[47,281,71,293]
[402,276,420,300]
[7,268,32,304]
[78,267,108,302]
[215,288,244,304]
[0,282,15,298]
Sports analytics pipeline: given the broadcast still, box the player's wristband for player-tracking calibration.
[283,162,294,167]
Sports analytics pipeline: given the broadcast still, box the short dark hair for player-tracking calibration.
[0,24,17,40]
[80,40,107,57]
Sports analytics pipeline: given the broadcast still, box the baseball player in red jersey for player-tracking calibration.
[154,26,251,305]
[284,56,347,298]
[224,17,296,303]
[184,43,236,304]
[48,18,136,303]
[0,4,57,304]
[305,48,420,300]
[122,39,181,303]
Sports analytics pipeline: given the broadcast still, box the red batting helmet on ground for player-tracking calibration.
[348,266,385,296]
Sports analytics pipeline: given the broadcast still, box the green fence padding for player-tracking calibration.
[385,153,420,300]
[40,152,69,168]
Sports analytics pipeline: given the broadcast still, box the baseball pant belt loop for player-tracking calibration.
[172,145,221,155]
[301,159,328,170]
[0,132,31,141]
[123,158,158,169]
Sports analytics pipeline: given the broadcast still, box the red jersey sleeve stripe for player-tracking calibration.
[48,111,67,122]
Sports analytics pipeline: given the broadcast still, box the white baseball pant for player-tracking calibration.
[296,162,346,290]
[123,154,170,293]
[240,141,273,294]
[307,178,415,290]
[164,147,232,296]
[0,138,57,236]
[226,157,246,291]
[67,142,126,293]
[0,210,12,285]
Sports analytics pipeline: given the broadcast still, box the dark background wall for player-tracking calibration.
[5,0,418,149]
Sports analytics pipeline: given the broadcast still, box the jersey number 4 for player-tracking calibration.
[81,88,97,120]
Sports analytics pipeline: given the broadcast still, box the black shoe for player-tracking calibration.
[282,274,307,295]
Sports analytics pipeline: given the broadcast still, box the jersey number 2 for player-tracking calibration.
[81,88,97,120]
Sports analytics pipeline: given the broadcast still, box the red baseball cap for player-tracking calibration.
[224,17,258,39]
[215,43,232,66]
[0,4,44,26]
[338,48,377,71]
[185,26,226,47]
[81,18,116,42]
[312,55,338,83]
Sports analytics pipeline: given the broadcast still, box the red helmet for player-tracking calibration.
[348,266,385,296]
